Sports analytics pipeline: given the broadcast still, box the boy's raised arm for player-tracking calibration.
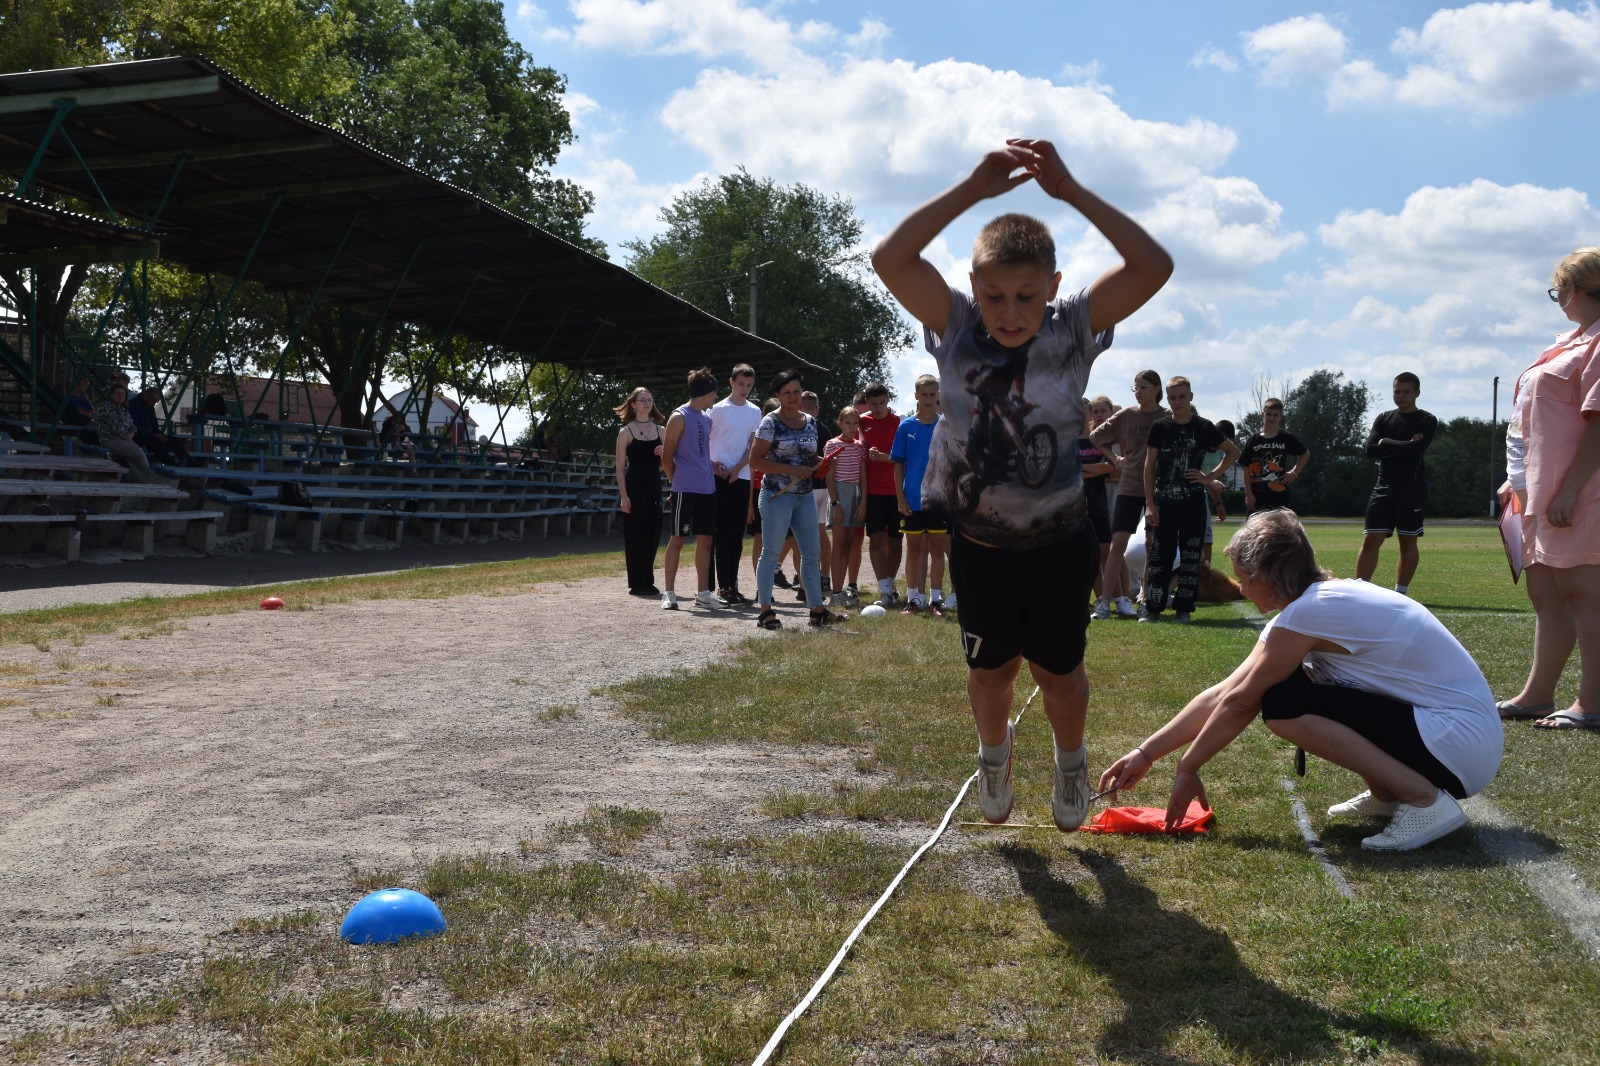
[1007,138,1173,336]
[872,148,1036,336]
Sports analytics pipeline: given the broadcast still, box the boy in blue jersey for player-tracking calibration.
[872,138,1172,831]
[892,375,949,616]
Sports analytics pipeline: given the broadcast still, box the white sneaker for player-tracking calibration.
[1327,790,1399,820]
[1361,791,1468,852]
[694,590,728,609]
[1091,599,1111,620]
[661,591,679,611]
[1052,743,1091,832]
[976,724,1014,824]
[944,592,957,611]
[1114,596,1138,618]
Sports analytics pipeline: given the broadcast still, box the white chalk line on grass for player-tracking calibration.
[749,686,1040,1066]
[1463,795,1600,961]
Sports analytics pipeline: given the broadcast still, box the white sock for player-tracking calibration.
[909,587,924,604]
[1055,741,1086,770]
[979,730,1012,767]
[879,578,894,596]
[1395,583,1409,595]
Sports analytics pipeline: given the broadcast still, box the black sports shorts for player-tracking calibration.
[950,523,1098,675]
[1111,493,1145,535]
[899,507,951,534]
[669,490,716,538]
[1260,666,1465,798]
[1364,479,1427,538]
[865,493,904,536]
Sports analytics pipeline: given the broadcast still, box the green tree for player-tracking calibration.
[1281,369,1374,516]
[4,0,597,431]
[1425,416,1502,518]
[626,169,912,419]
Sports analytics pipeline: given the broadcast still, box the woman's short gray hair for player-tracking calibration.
[1223,510,1331,604]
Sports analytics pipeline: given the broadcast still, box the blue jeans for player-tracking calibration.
[757,485,822,607]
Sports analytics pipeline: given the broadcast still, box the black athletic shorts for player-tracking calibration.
[949,523,1098,675]
[1364,479,1427,538]
[899,507,951,534]
[1111,493,1145,535]
[865,493,903,536]
[668,490,716,537]
[1084,479,1111,543]
[1261,666,1465,798]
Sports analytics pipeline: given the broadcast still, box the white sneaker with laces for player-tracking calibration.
[1114,596,1138,618]
[694,590,729,609]
[944,592,957,611]
[1091,599,1111,620]
[1052,743,1092,832]
[976,724,1015,824]
[1360,791,1468,852]
[661,591,679,611]
[1327,790,1399,820]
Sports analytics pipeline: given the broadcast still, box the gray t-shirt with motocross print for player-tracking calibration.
[921,285,1112,551]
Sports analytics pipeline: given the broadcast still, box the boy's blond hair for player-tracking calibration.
[1166,376,1192,392]
[972,213,1056,274]
[914,374,938,390]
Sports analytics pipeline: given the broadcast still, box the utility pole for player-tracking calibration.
[1489,376,1499,517]
[747,252,774,335]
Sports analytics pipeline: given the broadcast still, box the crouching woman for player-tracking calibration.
[1101,509,1502,852]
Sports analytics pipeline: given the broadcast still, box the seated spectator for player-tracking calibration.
[129,387,191,466]
[60,377,101,444]
[93,385,154,483]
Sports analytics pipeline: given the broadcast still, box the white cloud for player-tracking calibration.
[1242,2,1600,115]
[1189,46,1239,74]
[846,18,891,55]
[659,57,1238,210]
[1242,14,1349,85]
[1317,178,1599,295]
[545,0,828,71]
[1385,1,1600,113]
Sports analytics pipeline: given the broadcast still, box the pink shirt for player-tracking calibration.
[1521,321,1600,517]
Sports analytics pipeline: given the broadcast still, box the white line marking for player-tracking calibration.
[1463,796,1600,961]
[1281,778,1356,899]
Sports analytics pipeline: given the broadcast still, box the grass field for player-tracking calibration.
[6,524,1598,1065]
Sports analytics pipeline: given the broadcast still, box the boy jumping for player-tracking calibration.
[872,139,1172,830]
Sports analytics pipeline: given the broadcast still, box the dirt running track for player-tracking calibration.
[0,578,861,1041]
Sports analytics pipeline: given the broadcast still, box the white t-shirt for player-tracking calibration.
[709,396,762,480]
[1261,579,1502,795]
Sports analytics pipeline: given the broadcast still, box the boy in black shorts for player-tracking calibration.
[1356,372,1437,595]
[872,138,1172,831]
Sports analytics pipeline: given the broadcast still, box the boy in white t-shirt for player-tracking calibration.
[709,364,761,606]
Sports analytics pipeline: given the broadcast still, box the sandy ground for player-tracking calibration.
[0,573,870,1043]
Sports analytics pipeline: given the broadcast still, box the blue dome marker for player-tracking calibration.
[339,888,447,944]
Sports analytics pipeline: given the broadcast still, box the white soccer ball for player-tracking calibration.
[860,604,888,618]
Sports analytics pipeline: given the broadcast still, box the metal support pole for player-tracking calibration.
[1490,376,1500,518]
[14,99,75,197]
[388,272,483,455]
[480,305,573,448]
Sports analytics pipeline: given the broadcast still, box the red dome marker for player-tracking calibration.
[260,596,285,610]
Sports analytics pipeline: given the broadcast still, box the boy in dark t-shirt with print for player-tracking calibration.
[1141,376,1238,623]
[1356,372,1437,595]
[1240,396,1309,515]
[872,138,1172,833]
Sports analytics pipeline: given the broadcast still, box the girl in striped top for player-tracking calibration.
[824,406,869,603]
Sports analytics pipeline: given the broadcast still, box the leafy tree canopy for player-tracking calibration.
[626,169,912,418]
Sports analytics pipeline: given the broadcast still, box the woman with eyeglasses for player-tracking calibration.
[1495,247,1600,729]
[1089,370,1166,618]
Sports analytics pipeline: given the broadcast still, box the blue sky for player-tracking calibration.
[490,0,1599,432]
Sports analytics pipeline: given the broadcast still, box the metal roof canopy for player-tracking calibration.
[0,193,160,270]
[0,56,799,400]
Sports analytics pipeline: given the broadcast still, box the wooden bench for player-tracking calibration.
[0,508,219,560]
[0,454,130,478]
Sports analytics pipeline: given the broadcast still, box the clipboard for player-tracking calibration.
[1498,493,1523,584]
